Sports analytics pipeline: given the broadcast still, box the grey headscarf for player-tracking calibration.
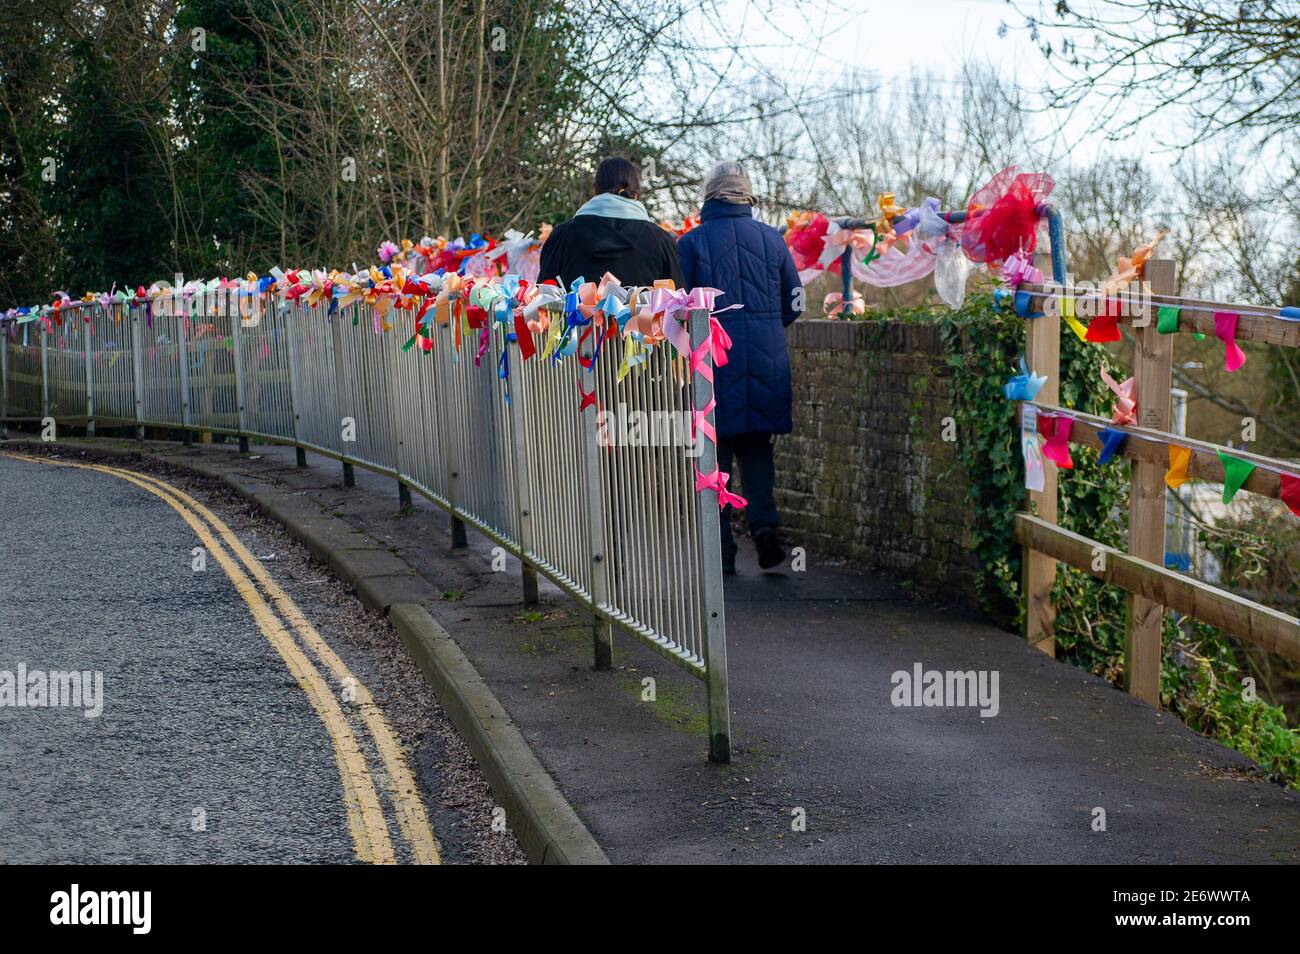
[702,161,756,206]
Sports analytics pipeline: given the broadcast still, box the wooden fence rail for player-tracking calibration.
[1015,258,1300,705]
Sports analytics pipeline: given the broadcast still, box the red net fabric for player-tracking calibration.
[960,167,1054,267]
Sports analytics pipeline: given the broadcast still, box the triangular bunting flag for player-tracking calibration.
[1165,445,1192,490]
[1096,427,1128,465]
[1217,450,1255,504]
[1156,304,1180,334]
[1213,311,1247,372]
[1281,474,1300,518]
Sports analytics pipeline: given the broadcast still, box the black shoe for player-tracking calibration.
[753,528,785,570]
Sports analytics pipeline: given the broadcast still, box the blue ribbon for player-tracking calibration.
[1096,427,1128,465]
[1013,289,1043,318]
[1003,356,1046,401]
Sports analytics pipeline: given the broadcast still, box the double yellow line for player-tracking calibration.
[5,453,440,865]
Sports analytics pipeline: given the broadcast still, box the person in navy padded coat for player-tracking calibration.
[676,161,802,574]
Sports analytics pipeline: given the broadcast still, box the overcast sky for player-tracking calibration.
[714,0,1164,163]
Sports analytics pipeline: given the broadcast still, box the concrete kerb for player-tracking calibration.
[0,435,610,866]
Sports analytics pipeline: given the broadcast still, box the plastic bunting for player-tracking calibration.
[1282,474,1300,518]
[1096,427,1128,465]
[1084,299,1122,342]
[1156,304,1181,334]
[1003,356,1046,401]
[1166,445,1192,490]
[1060,294,1088,342]
[1039,414,1074,469]
[1213,311,1247,372]
[1013,290,1043,318]
[1218,451,1256,504]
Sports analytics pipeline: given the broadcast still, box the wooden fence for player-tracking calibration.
[1014,258,1300,705]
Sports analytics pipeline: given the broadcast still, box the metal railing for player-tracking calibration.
[2,296,733,762]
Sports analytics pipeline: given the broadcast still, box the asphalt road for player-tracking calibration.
[0,450,517,864]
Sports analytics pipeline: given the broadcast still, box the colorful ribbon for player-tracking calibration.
[1096,427,1128,465]
[1003,356,1046,401]
[1218,451,1255,504]
[1165,445,1192,490]
[1213,311,1246,372]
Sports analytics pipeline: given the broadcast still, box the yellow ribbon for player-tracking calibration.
[1165,444,1192,489]
[1060,295,1089,342]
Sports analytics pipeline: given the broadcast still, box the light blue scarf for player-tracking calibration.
[573,193,651,221]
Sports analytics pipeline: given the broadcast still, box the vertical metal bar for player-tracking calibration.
[329,309,354,486]
[177,303,193,446]
[383,321,411,506]
[1,323,9,435]
[688,308,731,764]
[506,333,540,605]
[579,350,613,669]
[283,300,307,467]
[436,329,466,546]
[230,301,249,454]
[130,308,145,440]
[40,324,50,422]
[83,314,95,436]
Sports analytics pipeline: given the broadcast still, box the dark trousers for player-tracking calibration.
[716,433,778,553]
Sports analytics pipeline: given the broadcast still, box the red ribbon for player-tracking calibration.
[1281,473,1300,518]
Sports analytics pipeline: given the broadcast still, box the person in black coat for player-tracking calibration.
[539,157,683,288]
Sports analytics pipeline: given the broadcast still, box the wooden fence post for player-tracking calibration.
[1124,258,1176,704]
[1023,254,1060,655]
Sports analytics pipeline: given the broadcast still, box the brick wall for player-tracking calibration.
[773,319,981,606]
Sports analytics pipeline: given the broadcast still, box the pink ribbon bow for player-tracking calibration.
[1001,250,1043,289]
[695,467,748,510]
[1100,369,1137,426]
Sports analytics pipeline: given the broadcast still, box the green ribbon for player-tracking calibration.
[1217,450,1256,504]
[1157,305,1180,334]
[1156,303,1204,339]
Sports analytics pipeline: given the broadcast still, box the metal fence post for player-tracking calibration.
[1,325,9,435]
[177,305,193,446]
[688,308,732,764]
[329,308,354,486]
[40,324,50,422]
[83,313,95,436]
[579,347,613,670]
[130,308,145,440]
[506,336,540,605]
[230,302,250,454]
[282,301,308,467]
[433,329,466,546]
[383,323,412,507]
